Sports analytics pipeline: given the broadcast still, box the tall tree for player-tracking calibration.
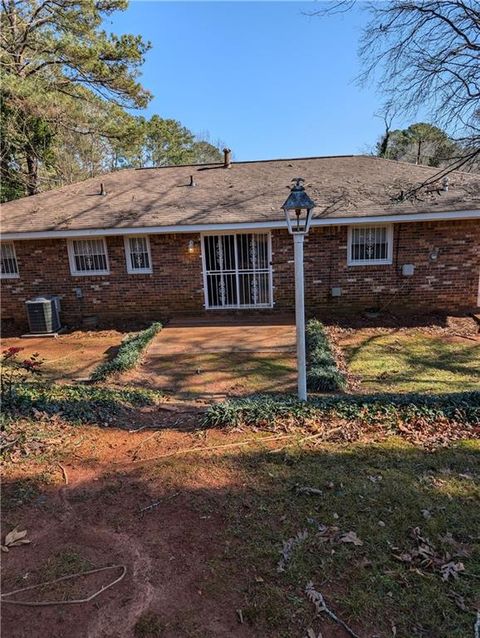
[142,116,222,167]
[0,0,151,196]
[312,1,480,174]
[377,122,459,167]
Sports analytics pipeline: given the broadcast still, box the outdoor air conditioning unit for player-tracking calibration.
[25,296,61,334]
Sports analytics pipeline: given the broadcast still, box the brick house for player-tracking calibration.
[1,154,479,331]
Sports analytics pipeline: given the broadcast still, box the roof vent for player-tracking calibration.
[223,148,232,168]
[100,182,107,196]
[189,175,196,187]
[442,176,449,192]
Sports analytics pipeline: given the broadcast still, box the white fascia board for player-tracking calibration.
[2,209,479,241]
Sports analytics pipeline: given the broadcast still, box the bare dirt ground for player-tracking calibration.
[1,330,126,381]
[2,424,260,638]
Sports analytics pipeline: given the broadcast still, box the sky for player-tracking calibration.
[107,1,414,161]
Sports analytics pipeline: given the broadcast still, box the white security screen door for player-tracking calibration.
[202,233,273,309]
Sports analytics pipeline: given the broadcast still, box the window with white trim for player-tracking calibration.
[347,225,393,265]
[124,235,152,274]
[1,242,19,278]
[68,238,109,275]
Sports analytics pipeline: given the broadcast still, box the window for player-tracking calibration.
[348,225,393,266]
[1,242,19,278]
[68,238,109,275]
[124,235,152,274]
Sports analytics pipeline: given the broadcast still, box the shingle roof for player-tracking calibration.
[1,155,479,235]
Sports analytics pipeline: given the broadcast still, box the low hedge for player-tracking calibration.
[203,391,480,429]
[90,321,162,381]
[306,319,346,392]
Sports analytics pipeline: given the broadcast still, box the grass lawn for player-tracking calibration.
[2,319,479,636]
[339,330,480,393]
[214,439,480,637]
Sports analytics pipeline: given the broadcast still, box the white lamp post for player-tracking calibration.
[282,178,315,401]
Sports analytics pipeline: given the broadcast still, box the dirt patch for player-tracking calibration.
[1,330,127,381]
[118,317,297,399]
[2,426,256,638]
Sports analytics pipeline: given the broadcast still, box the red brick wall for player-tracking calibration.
[272,219,480,313]
[1,220,479,330]
[1,234,205,330]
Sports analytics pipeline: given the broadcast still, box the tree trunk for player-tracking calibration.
[26,153,39,195]
[416,140,422,165]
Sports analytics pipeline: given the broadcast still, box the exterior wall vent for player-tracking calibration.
[25,296,61,334]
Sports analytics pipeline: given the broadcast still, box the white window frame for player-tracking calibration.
[124,235,152,274]
[347,224,393,266]
[67,237,110,276]
[0,241,19,279]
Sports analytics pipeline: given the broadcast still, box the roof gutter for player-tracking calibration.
[2,209,479,241]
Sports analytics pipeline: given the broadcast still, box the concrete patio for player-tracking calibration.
[147,315,296,355]
[123,315,297,398]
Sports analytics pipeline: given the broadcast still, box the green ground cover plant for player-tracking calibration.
[306,319,346,392]
[204,391,480,429]
[2,382,162,425]
[90,322,162,381]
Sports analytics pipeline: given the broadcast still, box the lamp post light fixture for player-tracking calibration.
[282,178,316,401]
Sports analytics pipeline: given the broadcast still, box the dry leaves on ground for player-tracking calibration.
[339,531,364,546]
[1,528,31,552]
[393,527,471,582]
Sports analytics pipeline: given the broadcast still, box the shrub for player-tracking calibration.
[90,322,162,381]
[203,391,480,429]
[306,319,346,392]
[1,347,43,407]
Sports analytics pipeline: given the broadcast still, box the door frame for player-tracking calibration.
[200,230,274,310]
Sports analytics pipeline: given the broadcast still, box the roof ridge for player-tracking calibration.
[134,154,358,171]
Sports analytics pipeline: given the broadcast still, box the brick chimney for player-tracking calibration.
[223,148,232,168]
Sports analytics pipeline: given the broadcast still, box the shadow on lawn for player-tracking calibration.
[2,440,479,638]
[344,329,480,391]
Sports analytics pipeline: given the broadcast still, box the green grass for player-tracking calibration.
[344,332,480,393]
[90,321,162,381]
[194,439,480,637]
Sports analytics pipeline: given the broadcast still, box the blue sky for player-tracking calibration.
[107,1,413,161]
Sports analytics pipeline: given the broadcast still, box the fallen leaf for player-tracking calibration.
[3,528,31,550]
[340,531,363,546]
[4,528,27,545]
[441,561,465,581]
